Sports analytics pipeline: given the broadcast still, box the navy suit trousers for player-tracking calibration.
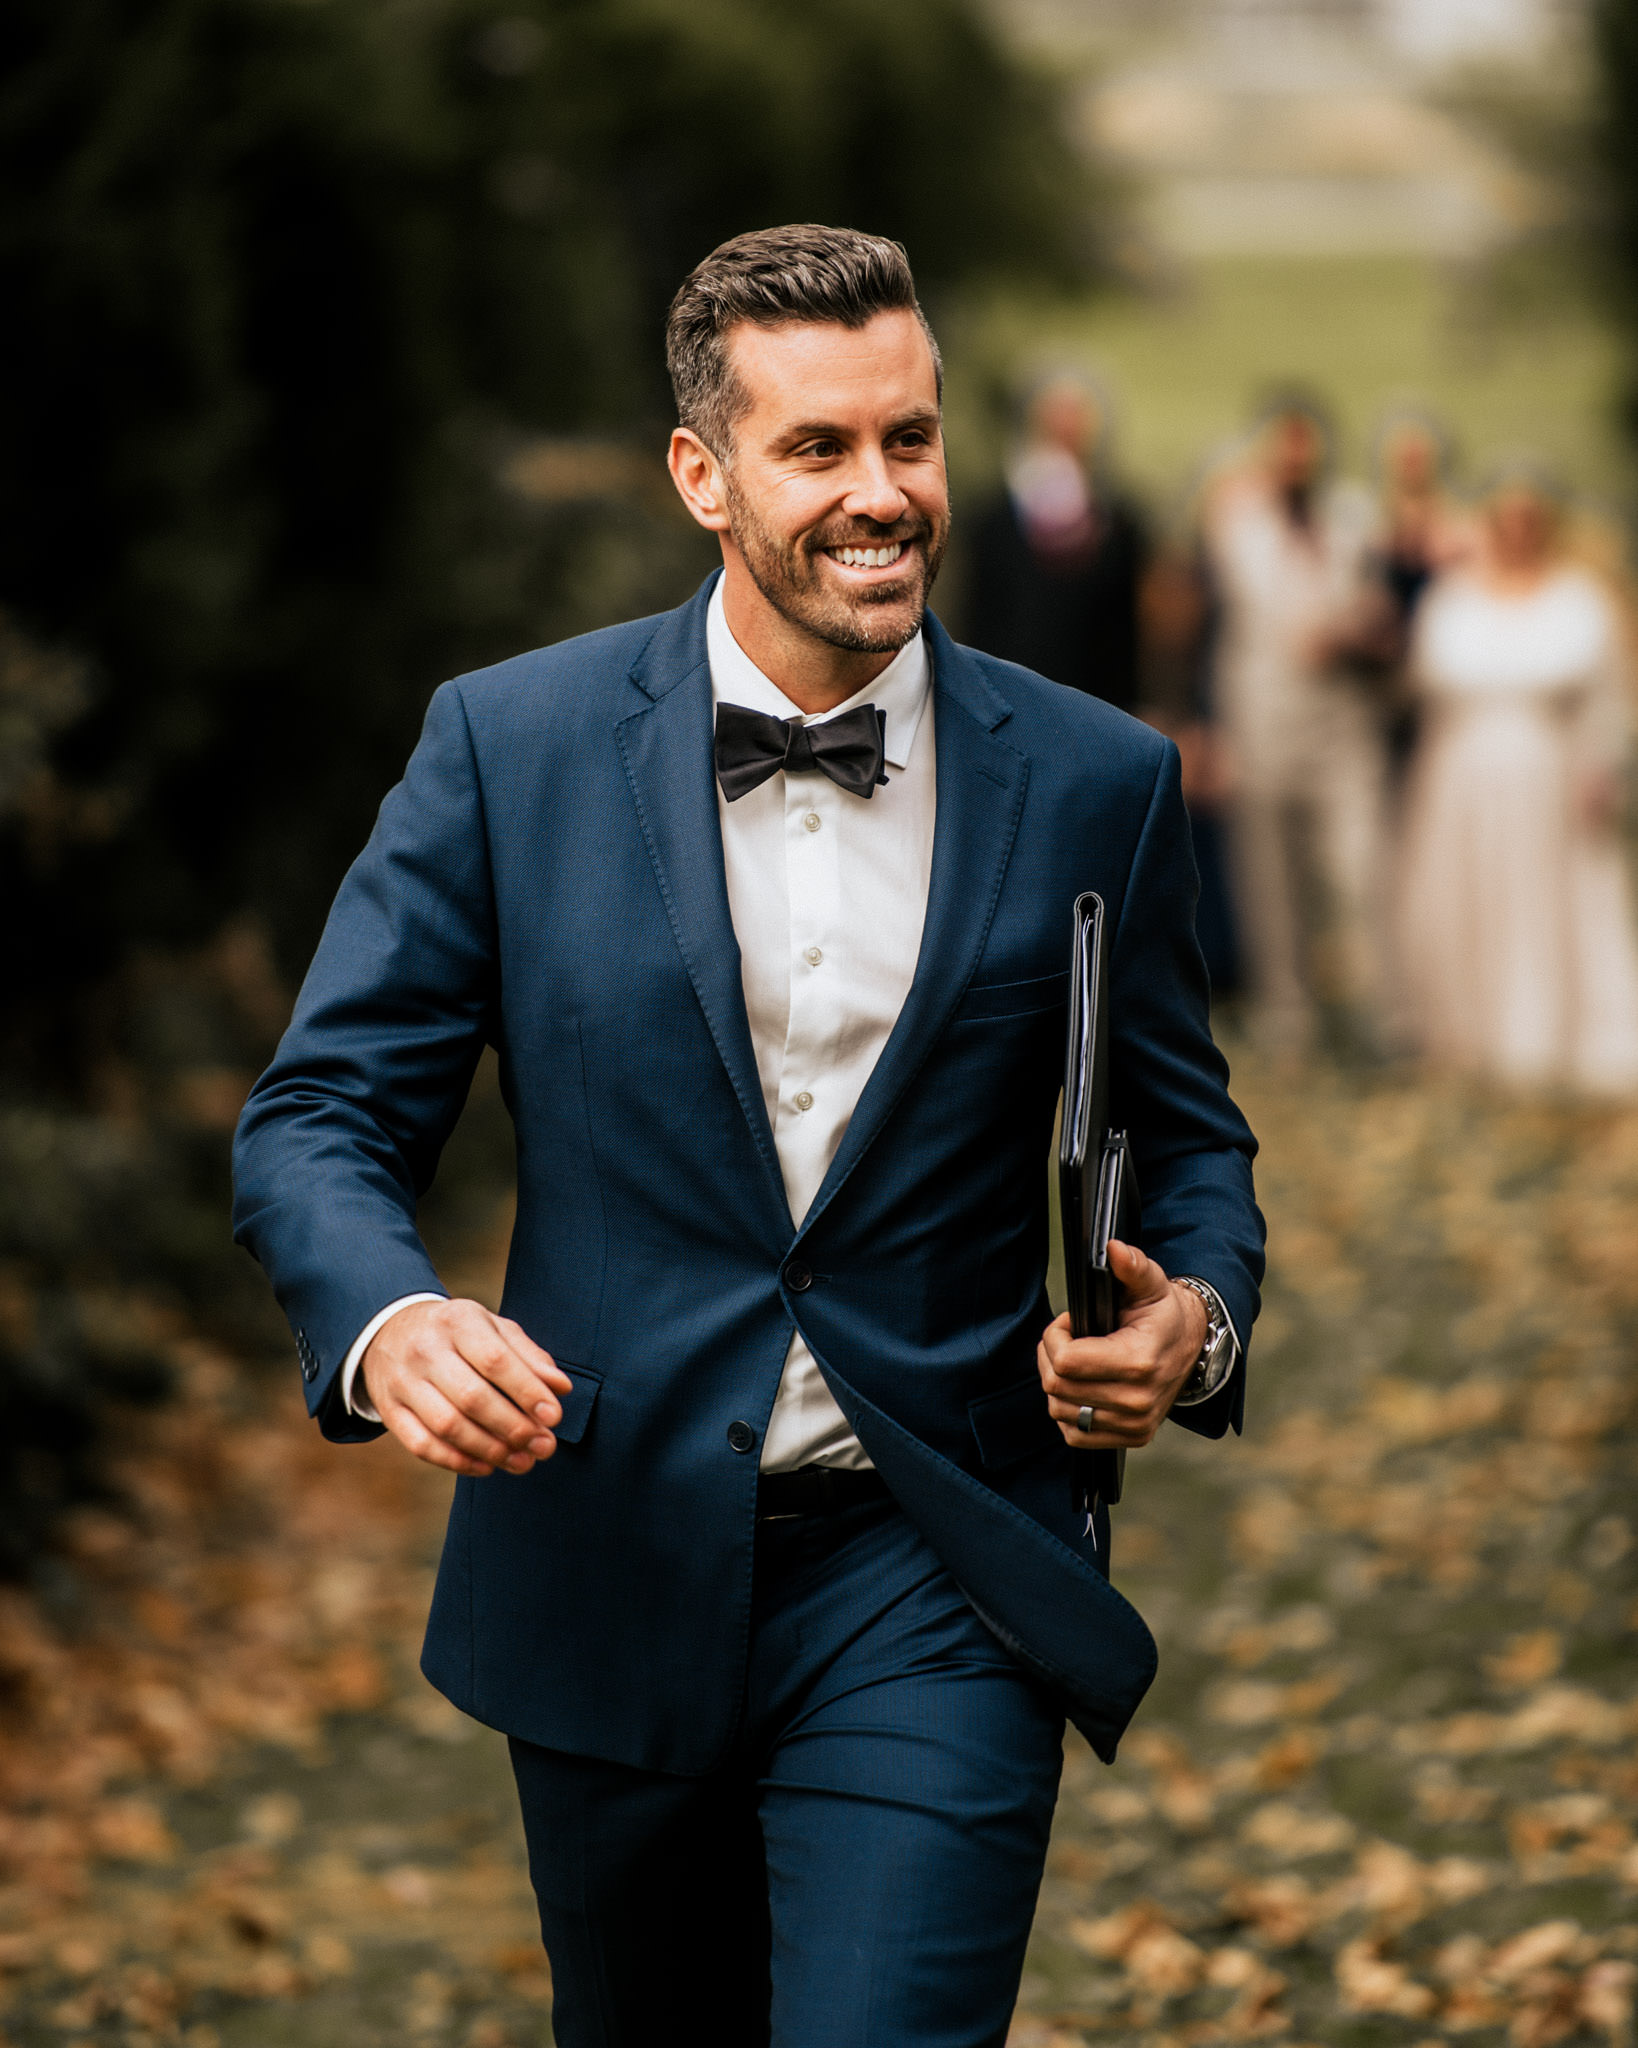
[509,1499,1066,2047]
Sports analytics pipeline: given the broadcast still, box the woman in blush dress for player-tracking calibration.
[1396,473,1638,1092]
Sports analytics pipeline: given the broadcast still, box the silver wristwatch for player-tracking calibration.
[1172,1276,1238,1405]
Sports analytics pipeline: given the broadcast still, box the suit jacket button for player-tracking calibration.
[783,1261,812,1292]
[726,1421,756,1454]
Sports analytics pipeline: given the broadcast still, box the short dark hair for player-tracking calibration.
[665,223,943,459]
[1256,382,1335,445]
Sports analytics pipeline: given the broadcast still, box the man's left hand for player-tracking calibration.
[1037,1241,1207,1449]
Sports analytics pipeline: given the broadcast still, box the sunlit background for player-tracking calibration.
[1,3,1636,2044]
[944,0,1602,502]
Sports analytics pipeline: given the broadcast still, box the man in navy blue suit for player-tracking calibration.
[234,224,1263,2047]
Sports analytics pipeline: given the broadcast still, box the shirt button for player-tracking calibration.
[784,1261,813,1292]
[803,946,823,967]
[803,812,822,833]
[794,1090,814,1112]
[726,1420,756,1454]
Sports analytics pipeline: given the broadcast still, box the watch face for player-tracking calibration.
[1175,1280,1234,1397]
[1200,1319,1235,1392]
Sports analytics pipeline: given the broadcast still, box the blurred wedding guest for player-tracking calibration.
[1396,470,1638,1092]
[1201,390,1387,1055]
[1139,540,1240,992]
[1373,412,1473,626]
[965,373,1148,711]
[1367,412,1476,782]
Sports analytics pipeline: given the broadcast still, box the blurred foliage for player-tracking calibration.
[1597,0,1638,399]
[0,0,1095,1561]
[1435,56,1598,192]
[0,0,1091,1024]
[1433,59,1604,339]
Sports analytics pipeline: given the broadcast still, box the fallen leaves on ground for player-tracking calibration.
[1014,1049,1638,2048]
[0,1231,545,2044]
[2,1050,1636,2046]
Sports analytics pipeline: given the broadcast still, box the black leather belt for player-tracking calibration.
[756,1465,891,1521]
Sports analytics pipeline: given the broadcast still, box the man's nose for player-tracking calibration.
[841,447,909,525]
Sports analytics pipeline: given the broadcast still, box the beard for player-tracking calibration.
[721,471,949,656]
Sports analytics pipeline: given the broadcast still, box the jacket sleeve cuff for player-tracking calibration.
[341,1294,448,1420]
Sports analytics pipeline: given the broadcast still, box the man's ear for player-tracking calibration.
[668,428,732,534]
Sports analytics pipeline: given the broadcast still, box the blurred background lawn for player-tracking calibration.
[2,2,1638,2045]
[972,251,1624,498]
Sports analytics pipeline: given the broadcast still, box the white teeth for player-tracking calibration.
[831,543,905,568]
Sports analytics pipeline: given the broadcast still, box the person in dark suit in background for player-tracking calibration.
[1140,537,1242,995]
[233,226,1263,2048]
[965,373,1150,712]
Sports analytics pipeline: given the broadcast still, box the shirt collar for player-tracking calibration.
[706,573,931,770]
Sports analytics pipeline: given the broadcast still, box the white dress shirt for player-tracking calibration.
[343,578,937,1455]
[707,577,936,1470]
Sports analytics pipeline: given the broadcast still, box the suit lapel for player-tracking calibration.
[800,617,1028,1236]
[615,579,790,1224]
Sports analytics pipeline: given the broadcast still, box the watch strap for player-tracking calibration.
[1171,1275,1239,1406]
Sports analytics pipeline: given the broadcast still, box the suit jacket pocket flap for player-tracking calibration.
[954,970,1068,1022]
[968,1374,1059,1470]
[553,1365,603,1446]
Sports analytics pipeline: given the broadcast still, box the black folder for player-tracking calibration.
[1057,892,1140,1512]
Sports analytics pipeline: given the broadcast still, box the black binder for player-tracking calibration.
[1058,892,1140,1513]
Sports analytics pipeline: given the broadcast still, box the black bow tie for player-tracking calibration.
[714,702,888,803]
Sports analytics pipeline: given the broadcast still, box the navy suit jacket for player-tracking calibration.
[233,574,1263,1770]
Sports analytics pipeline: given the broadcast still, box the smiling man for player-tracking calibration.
[233,225,1263,2048]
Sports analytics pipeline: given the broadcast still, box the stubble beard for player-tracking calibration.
[721,469,949,657]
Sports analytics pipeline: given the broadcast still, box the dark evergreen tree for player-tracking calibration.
[0,0,1090,1019]
[1598,0,1638,423]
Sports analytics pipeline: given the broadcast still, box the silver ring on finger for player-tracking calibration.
[1078,1404,1095,1435]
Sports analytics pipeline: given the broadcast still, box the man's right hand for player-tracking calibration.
[361,1298,571,1477]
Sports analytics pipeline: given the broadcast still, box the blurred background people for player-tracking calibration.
[1372,411,1474,632]
[1395,471,1638,1093]
[1367,412,1477,787]
[1201,391,1388,1055]
[1138,536,1241,994]
[965,373,1149,712]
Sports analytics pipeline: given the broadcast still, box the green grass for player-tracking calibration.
[947,252,1631,512]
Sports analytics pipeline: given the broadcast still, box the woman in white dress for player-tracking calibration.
[1397,476,1638,1092]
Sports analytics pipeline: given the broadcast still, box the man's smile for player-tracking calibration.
[825,540,906,570]
[827,540,913,581]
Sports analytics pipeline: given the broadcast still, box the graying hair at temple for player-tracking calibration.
[664,223,944,461]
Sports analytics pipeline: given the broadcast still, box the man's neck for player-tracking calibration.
[718,553,901,716]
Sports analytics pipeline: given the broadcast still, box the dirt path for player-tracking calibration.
[2,1050,1635,2047]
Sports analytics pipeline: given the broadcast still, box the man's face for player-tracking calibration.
[1031,381,1099,463]
[714,310,949,656]
[1268,413,1323,492]
[1488,485,1552,568]
[1387,425,1437,495]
